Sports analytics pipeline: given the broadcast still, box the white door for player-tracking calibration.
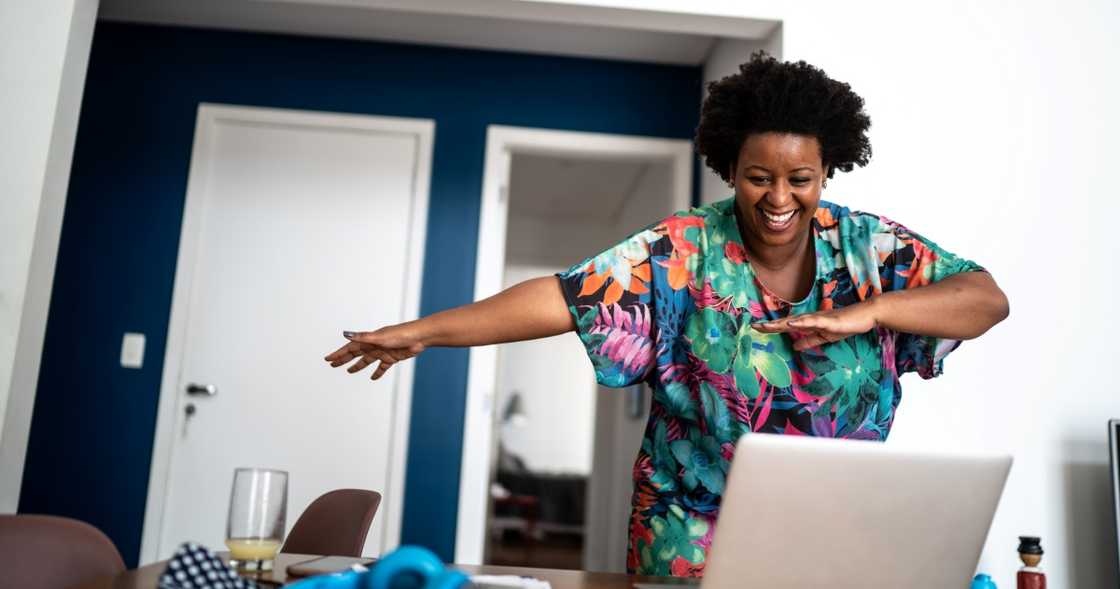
[141,104,432,563]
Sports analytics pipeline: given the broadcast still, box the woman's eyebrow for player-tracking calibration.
[743,165,816,173]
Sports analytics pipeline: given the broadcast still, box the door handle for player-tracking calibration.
[186,383,218,397]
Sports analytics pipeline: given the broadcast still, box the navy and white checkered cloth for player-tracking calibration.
[158,543,258,589]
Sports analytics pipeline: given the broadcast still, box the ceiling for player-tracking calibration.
[508,152,648,222]
[98,0,778,65]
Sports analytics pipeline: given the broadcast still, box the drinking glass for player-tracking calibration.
[225,467,288,571]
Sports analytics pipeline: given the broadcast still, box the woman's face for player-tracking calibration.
[730,132,828,250]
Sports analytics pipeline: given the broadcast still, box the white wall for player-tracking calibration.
[0,0,98,512]
[553,0,1120,585]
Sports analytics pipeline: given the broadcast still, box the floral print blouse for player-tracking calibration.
[555,197,983,577]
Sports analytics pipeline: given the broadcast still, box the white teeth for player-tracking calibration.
[762,209,796,223]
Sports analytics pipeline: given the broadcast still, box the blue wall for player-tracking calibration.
[20,22,701,566]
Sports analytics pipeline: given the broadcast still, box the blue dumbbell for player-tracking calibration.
[365,546,469,589]
[286,546,470,589]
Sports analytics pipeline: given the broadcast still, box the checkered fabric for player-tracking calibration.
[158,543,258,589]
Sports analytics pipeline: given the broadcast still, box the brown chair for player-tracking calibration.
[0,514,125,589]
[282,489,382,556]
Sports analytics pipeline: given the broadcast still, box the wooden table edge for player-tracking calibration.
[70,552,696,589]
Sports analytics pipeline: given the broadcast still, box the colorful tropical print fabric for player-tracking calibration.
[556,197,983,577]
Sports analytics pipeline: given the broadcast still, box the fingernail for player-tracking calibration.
[343,331,357,339]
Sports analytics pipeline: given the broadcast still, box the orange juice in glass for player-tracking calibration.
[225,467,288,571]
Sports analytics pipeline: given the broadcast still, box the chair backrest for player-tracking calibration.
[0,514,125,589]
[282,489,382,557]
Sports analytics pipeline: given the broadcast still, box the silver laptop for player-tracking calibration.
[639,434,1012,589]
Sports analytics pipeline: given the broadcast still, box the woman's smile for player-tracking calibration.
[758,206,800,233]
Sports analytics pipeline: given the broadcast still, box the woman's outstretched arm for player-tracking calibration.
[324,276,573,379]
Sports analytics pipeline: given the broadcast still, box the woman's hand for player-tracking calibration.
[323,277,574,383]
[753,302,879,351]
[754,272,1010,351]
[324,324,427,380]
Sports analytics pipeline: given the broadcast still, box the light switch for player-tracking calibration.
[120,332,145,369]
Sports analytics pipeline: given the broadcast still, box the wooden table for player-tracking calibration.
[73,552,697,589]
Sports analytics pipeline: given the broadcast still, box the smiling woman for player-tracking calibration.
[324,52,1010,578]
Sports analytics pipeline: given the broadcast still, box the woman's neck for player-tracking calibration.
[735,205,816,301]
[743,231,812,273]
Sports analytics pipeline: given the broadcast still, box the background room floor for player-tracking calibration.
[486,529,584,570]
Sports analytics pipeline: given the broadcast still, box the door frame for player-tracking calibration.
[454,125,693,564]
[139,103,434,564]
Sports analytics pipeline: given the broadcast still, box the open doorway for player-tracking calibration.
[455,126,692,569]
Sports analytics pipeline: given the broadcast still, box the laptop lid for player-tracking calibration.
[701,434,1012,589]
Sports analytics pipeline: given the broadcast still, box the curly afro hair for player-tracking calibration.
[696,52,872,181]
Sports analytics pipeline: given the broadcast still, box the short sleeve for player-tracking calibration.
[556,228,664,388]
[873,218,986,379]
